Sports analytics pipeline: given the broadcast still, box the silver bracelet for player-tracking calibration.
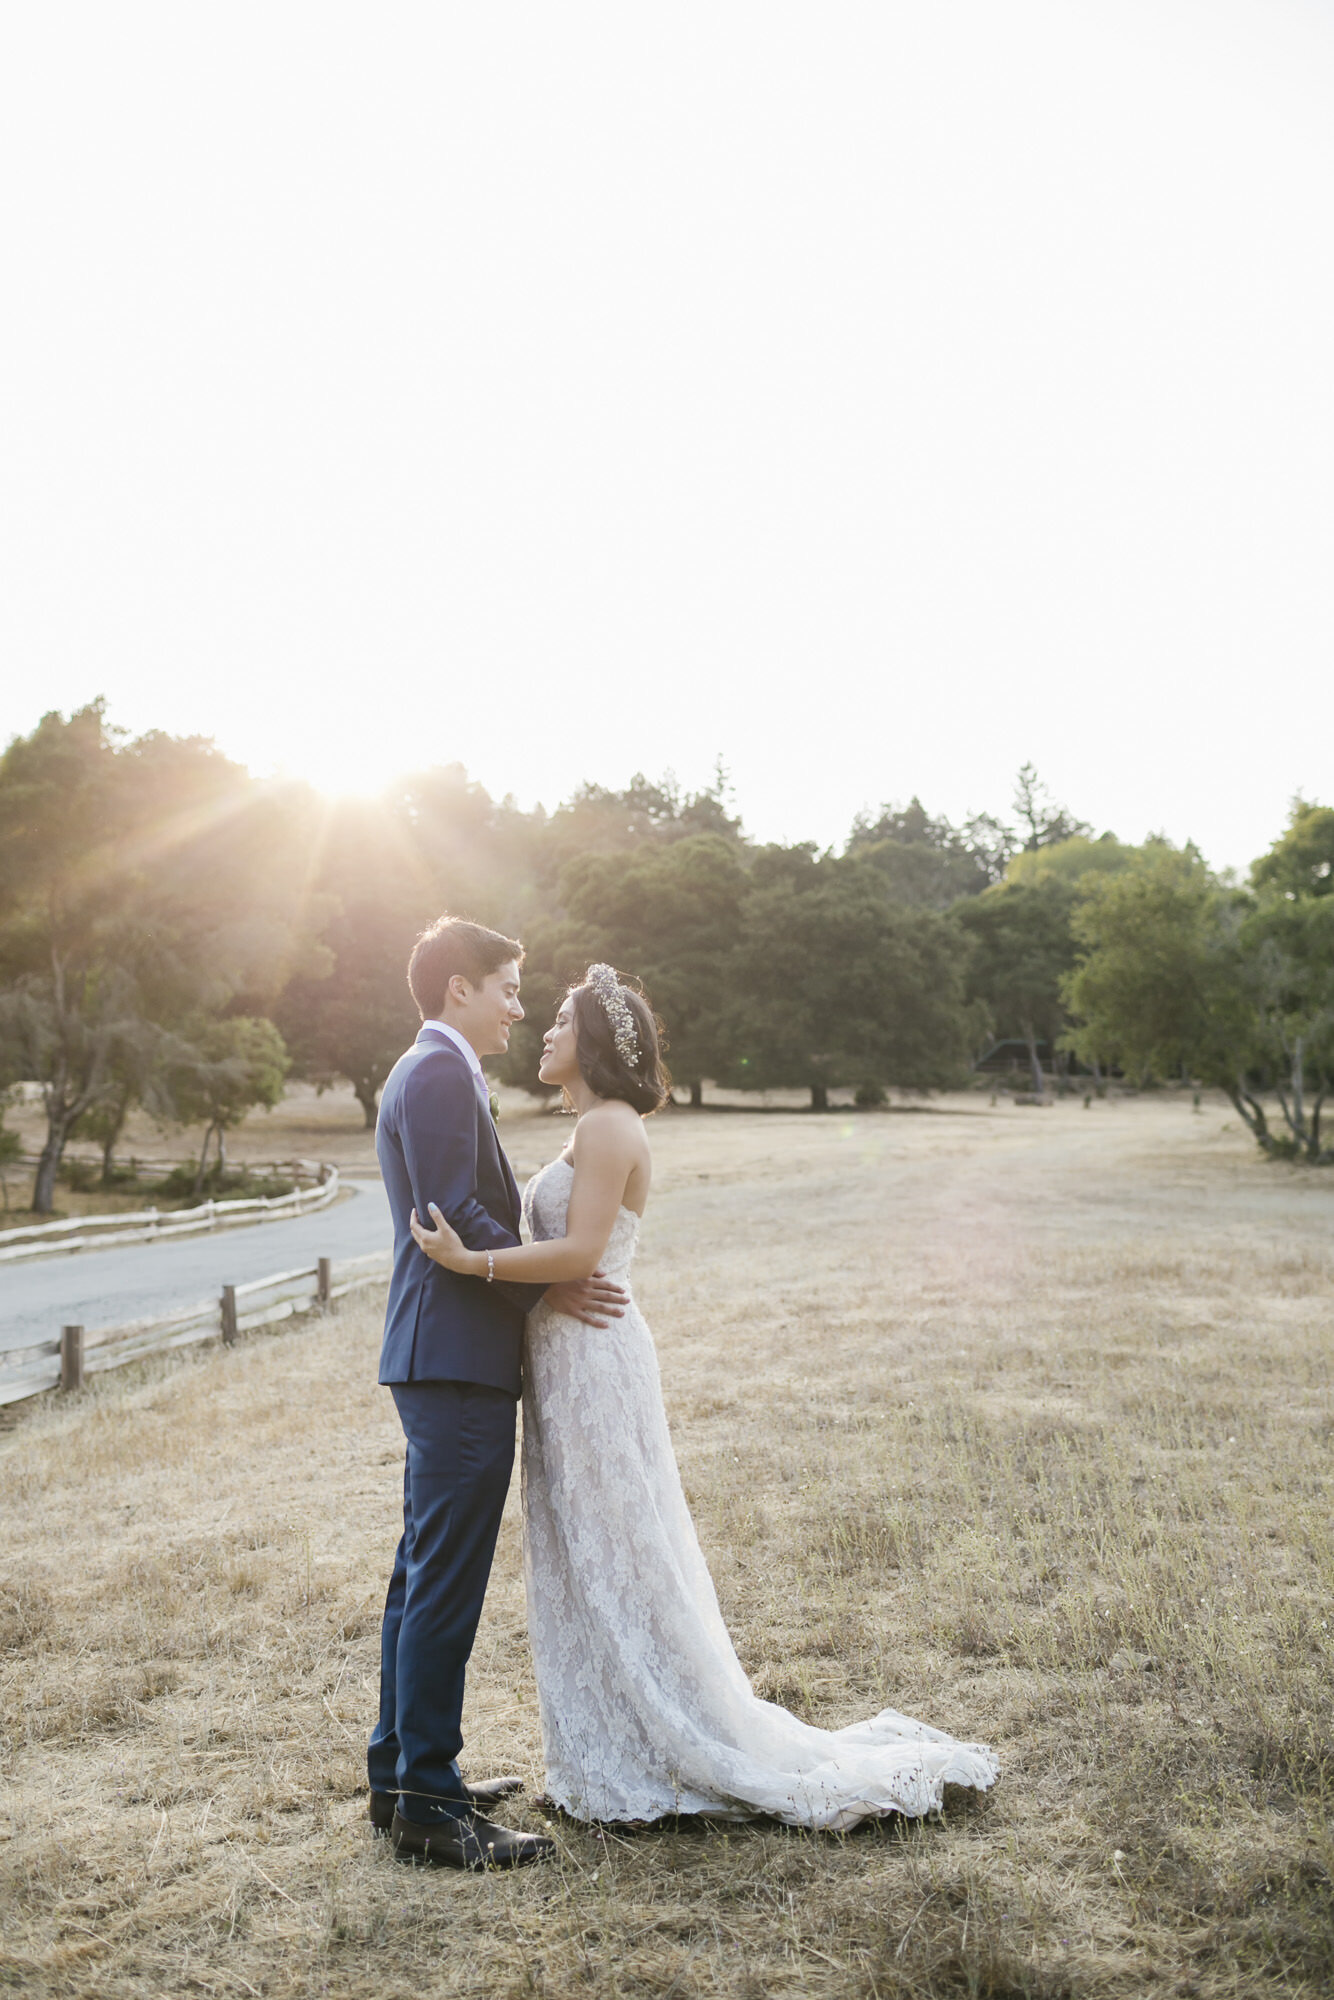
[485,1250,495,1284]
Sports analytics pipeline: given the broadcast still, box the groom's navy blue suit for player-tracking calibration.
[369,1025,545,1823]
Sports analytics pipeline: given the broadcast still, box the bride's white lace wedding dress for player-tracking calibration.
[519,1157,999,1828]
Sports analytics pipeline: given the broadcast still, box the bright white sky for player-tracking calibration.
[2,2,1331,875]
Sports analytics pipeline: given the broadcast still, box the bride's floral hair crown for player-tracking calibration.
[568,966,671,1114]
[585,963,640,1069]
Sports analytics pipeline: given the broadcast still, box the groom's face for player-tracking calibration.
[448,959,524,1058]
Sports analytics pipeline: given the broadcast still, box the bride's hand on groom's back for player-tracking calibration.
[407,1207,626,1324]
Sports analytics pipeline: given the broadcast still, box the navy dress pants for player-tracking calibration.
[368,1379,517,1824]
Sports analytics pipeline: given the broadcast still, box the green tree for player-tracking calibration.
[0,974,156,1212]
[278,902,419,1127]
[956,877,1081,1097]
[168,1016,290,1195]
[1005,832,1139,890]
[514,834,747,1104]
[1240,808,1334,1156]
[0,705,319,1208]
[726,857,971,1108]
[274,799,422,1127]
[1011,763,1093,851]
[71,1039,179,1186]
[1063,847,1224,1084]
[388,763,544,932]
[846,797,1013,908]
[1250,798,1334,901]
[0,1092,22,1213]
[1063,833,1334,1161]
[540,766,744,877]
[0,703,136,1209]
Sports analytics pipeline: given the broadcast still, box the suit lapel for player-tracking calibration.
[417,1029,521,1228]
[477,1094,522,1225]
[493,1131,522,1224]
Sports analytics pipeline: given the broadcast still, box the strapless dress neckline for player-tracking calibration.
[547,1153,643,1224]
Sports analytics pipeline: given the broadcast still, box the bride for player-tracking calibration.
[409,964,998,1828]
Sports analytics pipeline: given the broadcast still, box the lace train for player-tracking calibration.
[520,1158,998,1827]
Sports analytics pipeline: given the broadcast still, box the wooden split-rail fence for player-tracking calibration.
[0,1249,391,1408]
[0,1159,341,1264]
[0,1159,389,1409]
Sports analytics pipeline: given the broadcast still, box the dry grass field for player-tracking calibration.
[2,1095,1332,1999]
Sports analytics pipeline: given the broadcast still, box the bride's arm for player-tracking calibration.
[411,1116,633,1282]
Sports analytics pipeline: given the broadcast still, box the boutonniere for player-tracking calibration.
[488,1090,500,1124]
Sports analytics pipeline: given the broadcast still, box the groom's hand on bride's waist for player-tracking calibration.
[543,1270,627,1327]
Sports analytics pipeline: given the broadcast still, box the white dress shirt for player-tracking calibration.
[420,1019,492,1110]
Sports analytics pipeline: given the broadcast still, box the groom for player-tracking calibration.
[368,915,626,1869]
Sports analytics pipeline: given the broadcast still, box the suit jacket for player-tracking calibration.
[375,1027,545,1396]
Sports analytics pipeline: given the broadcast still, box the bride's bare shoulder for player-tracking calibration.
[574,1099,651,1159]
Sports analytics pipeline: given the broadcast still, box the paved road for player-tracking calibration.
[0,1179,392,1352]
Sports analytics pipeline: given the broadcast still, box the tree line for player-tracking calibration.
[1,702,1330,1212]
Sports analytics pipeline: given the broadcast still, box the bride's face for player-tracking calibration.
[538,997,580,1088]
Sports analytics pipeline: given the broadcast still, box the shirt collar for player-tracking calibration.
[419,1019,486,1084]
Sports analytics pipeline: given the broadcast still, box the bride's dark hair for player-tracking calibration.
[569,971,671,1115]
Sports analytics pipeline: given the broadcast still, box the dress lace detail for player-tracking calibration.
[520,1157,999,1827]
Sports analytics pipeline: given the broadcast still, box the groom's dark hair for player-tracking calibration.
[408,916,524,1019]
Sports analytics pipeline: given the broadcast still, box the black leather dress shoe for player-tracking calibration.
[368,1778,523,1833]
[390,1807,555,1871]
